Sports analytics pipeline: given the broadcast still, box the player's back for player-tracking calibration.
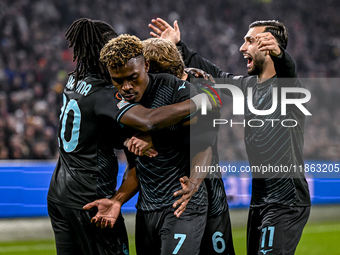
[48,74,124,209]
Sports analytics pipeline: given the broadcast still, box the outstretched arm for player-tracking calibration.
[120,93,214,132]
[149,17,239,83]
[83,167,139,228]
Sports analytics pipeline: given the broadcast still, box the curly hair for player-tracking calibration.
[142,38,184,79]
[100,34,144,69]
[65,18,117,85]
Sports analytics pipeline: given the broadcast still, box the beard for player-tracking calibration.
[247,55,265,76]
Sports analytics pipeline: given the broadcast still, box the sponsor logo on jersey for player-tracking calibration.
[178,82,186,91]
[117,99,130,109]
[260,249,273,254]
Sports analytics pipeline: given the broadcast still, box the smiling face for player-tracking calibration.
[108,56,150,103]
[239,26,267,76]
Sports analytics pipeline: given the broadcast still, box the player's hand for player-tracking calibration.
[83,198,121,228]
[185,68,216,83]
[256,32,281,56]
[173,176,199,218]
[149,18,181,45]
[125,133,158,158]
[203,89,221,111]
[185,69,221,111]
[209,91,221,110]
[191,90,221,113]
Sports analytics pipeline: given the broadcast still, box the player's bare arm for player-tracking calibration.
[120,100,194,132]
[124,132,158,158]
[173,146,212,217]
[120,92,217,132]
[83,167,139,228]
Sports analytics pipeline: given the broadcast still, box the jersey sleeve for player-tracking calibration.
[177,40,226,79]
[172,78,198,103]
[177,40,248,95]
[271,46,297,78]
[94,87,139,122]
[271,47,303,93]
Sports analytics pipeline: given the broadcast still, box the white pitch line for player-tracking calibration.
[0,244,55,253]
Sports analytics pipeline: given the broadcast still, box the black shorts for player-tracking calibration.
[200,210,235,255]
[48,200,129,255]
[135,204,208,255]
[247,204,310,255]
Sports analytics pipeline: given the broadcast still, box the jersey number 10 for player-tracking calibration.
[59,94,81,152]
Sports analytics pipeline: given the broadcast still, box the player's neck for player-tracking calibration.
[181,72,188,81]
[257,61,276,83]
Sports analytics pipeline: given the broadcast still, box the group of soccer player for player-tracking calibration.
[47,16,311,255]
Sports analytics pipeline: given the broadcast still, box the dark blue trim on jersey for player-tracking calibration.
[116,103,139,122]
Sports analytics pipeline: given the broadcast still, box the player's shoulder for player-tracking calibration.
[239,75,257,89]
[65,74,114,97]
[83,74,110,87]
[98,85,121,102]
[84,73,117,93]
[148,72,181,84]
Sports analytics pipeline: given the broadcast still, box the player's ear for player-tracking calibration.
[144,59,150,73]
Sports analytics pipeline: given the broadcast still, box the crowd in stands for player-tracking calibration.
[0,0,339,161]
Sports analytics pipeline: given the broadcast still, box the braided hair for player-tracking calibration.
[65,18,118,85]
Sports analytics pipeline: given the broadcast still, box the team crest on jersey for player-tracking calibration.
[117,99,130,109]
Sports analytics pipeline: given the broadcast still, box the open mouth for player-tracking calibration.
[244,54,253,68]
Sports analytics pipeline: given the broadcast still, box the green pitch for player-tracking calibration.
[0,221,339,255]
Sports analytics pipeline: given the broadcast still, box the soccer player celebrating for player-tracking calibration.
[47,18,213,255]
[142,37,235,255]
[149,18,311,255]
[85,34,212,255]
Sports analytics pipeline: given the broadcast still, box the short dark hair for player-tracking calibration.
[65,18,118,84]
[249,20,288,49]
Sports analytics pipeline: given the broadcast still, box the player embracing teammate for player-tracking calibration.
[149,17,311,255]
[49,16,311,255]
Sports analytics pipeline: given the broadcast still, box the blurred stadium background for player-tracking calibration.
[0,0,339,254]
